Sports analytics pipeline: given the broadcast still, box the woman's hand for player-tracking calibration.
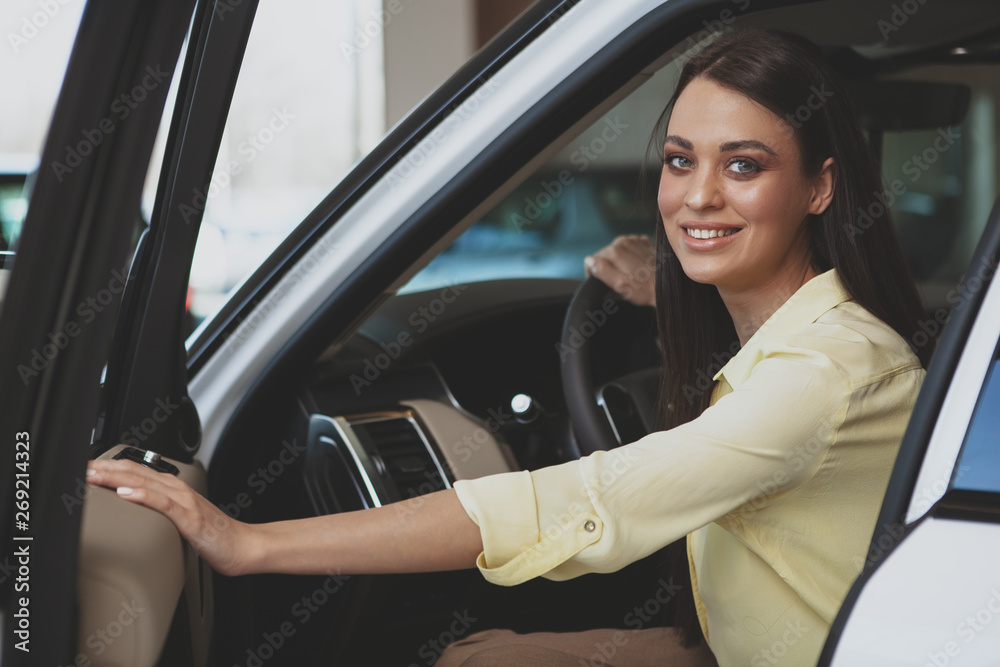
[87,459,257,577]
[584,235,656,307]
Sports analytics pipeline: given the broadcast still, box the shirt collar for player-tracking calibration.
[713,269,852,389]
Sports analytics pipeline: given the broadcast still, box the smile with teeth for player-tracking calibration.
[684,227,739,239]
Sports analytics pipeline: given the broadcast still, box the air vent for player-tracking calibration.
[351,414,450,502]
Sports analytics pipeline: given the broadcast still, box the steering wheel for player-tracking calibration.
[560,276,660,456]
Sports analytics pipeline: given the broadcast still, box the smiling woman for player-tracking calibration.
[659,78,834,333]
[88,28,931,667]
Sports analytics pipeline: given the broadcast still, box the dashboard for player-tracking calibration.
[295,277,659,517]
[300,279,584,514]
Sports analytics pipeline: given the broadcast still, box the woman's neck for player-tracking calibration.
[718,262,819,346]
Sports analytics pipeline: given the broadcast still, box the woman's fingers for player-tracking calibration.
[86,458,253,576]
[585,235,656,307]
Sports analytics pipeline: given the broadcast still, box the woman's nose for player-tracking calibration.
[684,168,724,211]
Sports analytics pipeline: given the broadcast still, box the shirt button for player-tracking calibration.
[583,520,596,533]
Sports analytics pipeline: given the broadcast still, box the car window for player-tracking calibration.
[402,67,675,292]
[951,344,1000,494]
[0,171,30,256]
[880,73,998,322]
[3,4,193,395]
[185,0,389,333]
[0,1,86,299]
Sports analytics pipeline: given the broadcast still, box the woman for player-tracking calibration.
[88,29,929,666]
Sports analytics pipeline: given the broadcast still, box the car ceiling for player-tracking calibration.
[745,0,1000,57]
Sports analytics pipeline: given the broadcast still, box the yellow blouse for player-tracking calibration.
[453,269,925,666]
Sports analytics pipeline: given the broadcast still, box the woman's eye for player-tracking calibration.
[665,155,693,169]
[727,159,759,175]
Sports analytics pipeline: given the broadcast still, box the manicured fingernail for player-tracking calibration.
[117,487,134,496]
[584,256,595,269]
[86,469,97,477]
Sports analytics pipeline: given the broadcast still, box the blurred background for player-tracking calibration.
[3,1,993,336]
[1,0,537,327]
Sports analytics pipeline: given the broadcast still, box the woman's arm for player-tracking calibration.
[86,459,483,577]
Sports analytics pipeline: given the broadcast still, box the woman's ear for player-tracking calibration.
[808,157,836,216]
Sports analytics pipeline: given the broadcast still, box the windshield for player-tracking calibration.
[402,69,675,293]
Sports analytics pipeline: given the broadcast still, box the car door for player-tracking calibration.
[821,197,1000,664]
[0,1,259,665]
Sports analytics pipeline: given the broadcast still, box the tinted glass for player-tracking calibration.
[952,348,1000,494]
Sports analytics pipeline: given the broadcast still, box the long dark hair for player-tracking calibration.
[651,29,933,646]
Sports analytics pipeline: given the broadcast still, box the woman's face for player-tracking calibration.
[658,77,833,294]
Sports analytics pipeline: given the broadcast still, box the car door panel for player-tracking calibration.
[77,446,209,667]
[829,518,1000,665]
[0,2,194,664]
[823,199,1000,664]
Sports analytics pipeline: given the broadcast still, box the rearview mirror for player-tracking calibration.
[849,79,971,132]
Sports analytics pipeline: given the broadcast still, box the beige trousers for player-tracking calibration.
[433,627,719,667]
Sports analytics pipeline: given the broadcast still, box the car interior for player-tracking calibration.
[66,0,1000,665]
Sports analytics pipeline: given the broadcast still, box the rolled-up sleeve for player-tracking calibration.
[453,340,852,586]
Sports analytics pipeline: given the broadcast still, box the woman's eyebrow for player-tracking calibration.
[663,135,694,150]
[719,139,777,156]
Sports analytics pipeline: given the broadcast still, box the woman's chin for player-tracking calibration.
[678,262,728,287]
